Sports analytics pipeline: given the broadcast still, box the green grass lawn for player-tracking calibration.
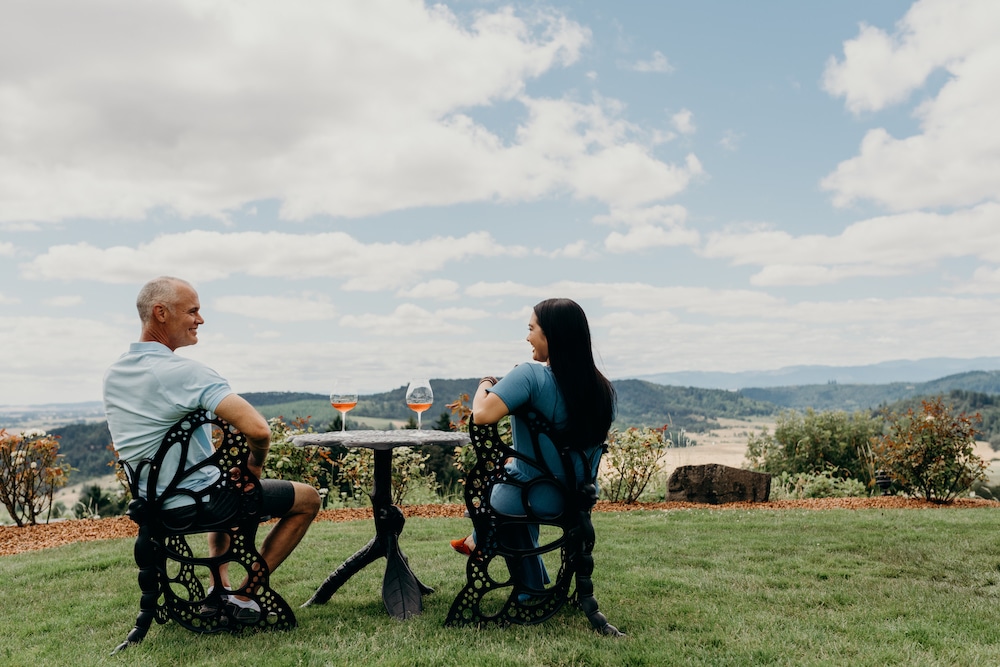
[2,508,1000,666]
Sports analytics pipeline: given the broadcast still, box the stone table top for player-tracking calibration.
[291,429,470,451]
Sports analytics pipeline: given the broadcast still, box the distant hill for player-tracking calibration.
[611,380,775,432]
[741,371,1000,412]
[244,378,481,427]
[247,379,779,435]
[634,357,1000,390]
[48,421,116,481]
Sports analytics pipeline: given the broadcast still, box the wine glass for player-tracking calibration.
[330,380,359,432]
[405,379,433,430]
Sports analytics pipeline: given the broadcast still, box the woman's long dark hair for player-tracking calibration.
[533,298,616,449]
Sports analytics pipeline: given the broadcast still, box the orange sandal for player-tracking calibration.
[450,537,473,555]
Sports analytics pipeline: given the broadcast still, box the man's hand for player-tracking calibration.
[246,450,265,480]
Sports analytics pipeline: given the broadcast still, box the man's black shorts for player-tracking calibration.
[161,478,296,530]
[259,478,296,520]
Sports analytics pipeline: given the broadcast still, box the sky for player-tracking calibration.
[2,0,1000,406]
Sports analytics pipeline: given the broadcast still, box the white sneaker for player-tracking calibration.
[225,595,261,623]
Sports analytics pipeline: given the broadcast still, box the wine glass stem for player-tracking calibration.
[416,412,421,430]
[341,410,347,432]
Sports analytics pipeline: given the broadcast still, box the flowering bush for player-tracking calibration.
[0,428,74,526]
[872,397,987,502]
[600,426,669,503]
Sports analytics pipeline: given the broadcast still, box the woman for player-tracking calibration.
[451,298,616,592]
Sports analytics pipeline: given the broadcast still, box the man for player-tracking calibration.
[103,276,320,619]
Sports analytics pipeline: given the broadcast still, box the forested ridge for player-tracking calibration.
[32,371,1000,483]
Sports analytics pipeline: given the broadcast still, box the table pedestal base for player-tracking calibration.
[302,450,433,619]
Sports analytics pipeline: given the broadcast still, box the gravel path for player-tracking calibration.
[2,497,997,557]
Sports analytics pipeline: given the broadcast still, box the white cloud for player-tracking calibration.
[339,303,486,336]
[604,225,699,253]
[0,0,699,224]
[214,293,337,322]
[0,316,133,403]
[507,96,704,207]
[543,240,593,259]
[822,0,996,114]
[594,204,698,253]
[953,266,1000,294]
[718,130,742,151]
[465,280,784,319]
[457,279,1000,377]
[396,280,461,300]
[0,242,15,256]
[0,292,21,305]
[43,295,83,307]
[821,0,1000,210]
[671,109,695,135]
[630,51,674,73]
[21,230,524,290]
[701,203,1000,285]
[594,205,688,227]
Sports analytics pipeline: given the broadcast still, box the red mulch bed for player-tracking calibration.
[2,497,997,557]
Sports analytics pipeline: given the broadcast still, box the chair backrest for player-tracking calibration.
[446,408,607,628]
[119,408,261,532]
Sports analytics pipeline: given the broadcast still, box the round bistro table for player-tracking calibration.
[292,429,470,619]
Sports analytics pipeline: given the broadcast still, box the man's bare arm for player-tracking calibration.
[213,394,271,465]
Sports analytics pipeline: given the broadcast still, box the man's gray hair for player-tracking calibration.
[136,276,192,324]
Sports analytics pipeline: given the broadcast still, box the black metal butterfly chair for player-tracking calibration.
[113,409,295,654]
[445,409,623,635]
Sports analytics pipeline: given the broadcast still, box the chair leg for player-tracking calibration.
[574,510,624,637]
[112,523,160,654]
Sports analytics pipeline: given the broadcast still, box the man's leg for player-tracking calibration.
[208,531,231,589]
[259,482,321,573]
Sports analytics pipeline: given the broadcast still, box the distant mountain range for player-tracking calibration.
[630,357,1000,390]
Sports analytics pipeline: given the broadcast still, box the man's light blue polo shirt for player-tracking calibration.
[103,341,233,505]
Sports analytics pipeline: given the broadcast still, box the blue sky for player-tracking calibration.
[2,0,999,405]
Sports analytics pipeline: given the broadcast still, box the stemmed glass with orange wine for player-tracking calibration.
[330,380,359,432]
[405,379,433,430]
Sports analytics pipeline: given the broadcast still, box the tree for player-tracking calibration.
[872,397,987,502]
[0,429,73,526]
[432,411,452,431]
[745,409,883,485]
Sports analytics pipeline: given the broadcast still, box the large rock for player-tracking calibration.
[666,464,771,504]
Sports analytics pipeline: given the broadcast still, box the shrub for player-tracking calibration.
[73,484,129,519]
[262,417,334,491]
[0,428,73,526]
[770,469,867,500]
[601,426,669,503]
[746,409,883,485]
[872,397,987,502]
[337,445,437,505]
